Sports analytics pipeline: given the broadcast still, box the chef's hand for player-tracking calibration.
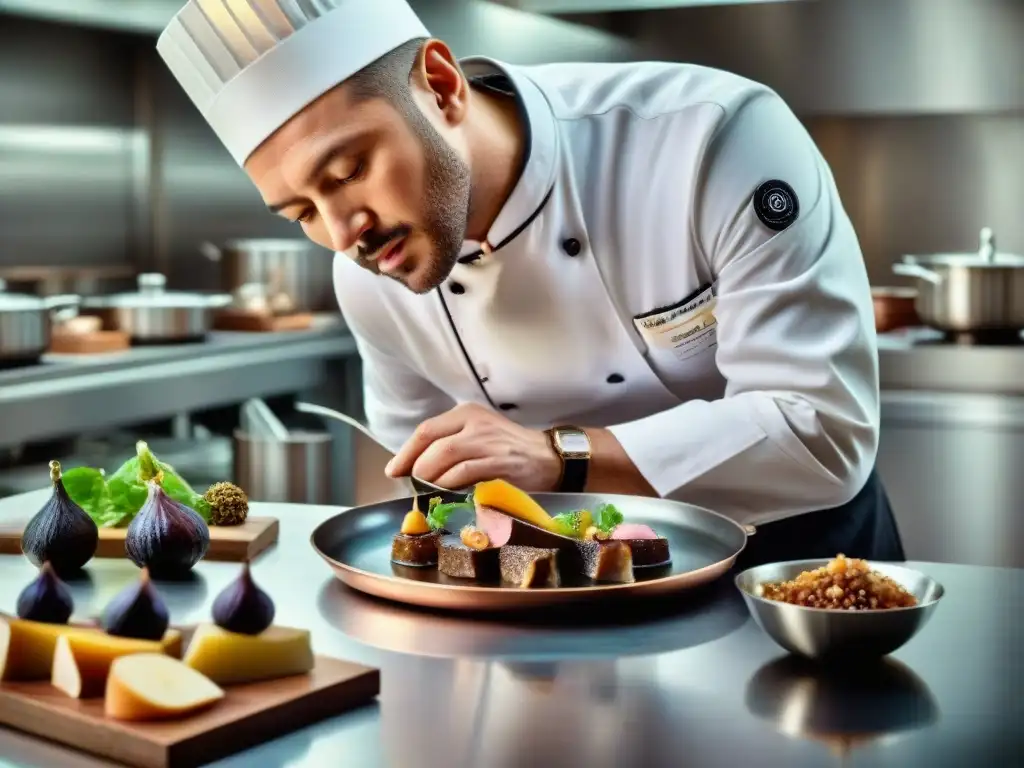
[384,403,562,492]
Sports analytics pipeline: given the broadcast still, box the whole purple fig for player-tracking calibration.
[21,461,98,577]
[101,567,170,640]
[16,561,74,624]
[125,476,209,578]
[211,562,275,635]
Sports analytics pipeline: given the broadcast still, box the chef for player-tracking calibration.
[157,0,905,566]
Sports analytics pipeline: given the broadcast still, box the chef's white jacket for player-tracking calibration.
[333,57,879,528]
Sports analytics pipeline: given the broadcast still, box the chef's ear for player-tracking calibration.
[413,39,469,125]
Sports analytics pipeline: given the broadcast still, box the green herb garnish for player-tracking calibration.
[426,497,473,531]
[594,503,624,534]
[552,510,588,538]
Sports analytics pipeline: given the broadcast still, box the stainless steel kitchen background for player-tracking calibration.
[0,0,639,290]
[2,0,1023,568]
[560,0,1024,283]
[2,0,1021,287]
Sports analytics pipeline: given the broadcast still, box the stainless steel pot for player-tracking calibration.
[0,278,80,362]
[200,239,337,313]
[81,273,232,342]
[892,227,1024,333]
[233,428,333,504]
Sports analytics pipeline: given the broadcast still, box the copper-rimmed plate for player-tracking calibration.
[310,491,754,611]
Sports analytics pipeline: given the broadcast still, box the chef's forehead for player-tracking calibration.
[244,84,396,182]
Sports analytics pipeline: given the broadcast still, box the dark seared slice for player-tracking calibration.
[574,539,634,583]
[437,535,500,581]
[477,504,635,581]
[475,504,571,550]
[620,538,671,568]
[499,546,560,588]
[390,531,441,567]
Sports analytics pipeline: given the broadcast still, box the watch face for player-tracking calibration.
[555,429,590,456]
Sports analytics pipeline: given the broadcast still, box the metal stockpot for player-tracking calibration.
[82,273,232,342]
[0,278,80,362]
[200,239,337,313]
[892,227,1024,333]
[233,429,333,504]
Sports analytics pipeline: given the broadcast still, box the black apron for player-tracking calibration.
[733,466,906,571]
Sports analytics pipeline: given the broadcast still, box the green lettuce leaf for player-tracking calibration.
[60,466,127,528]
[63,441,210,528]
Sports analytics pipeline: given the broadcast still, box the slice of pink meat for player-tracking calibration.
[610,522,659,540]
[474,502,513,546]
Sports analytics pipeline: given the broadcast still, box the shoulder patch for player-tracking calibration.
[752,180,799,232]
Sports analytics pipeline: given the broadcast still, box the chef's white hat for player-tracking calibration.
[156,0,431,166]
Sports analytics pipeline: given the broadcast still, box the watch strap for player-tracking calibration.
[559,453,589,493]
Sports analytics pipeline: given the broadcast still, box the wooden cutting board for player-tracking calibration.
[0,517,279,563]
[213,310,313,332]
[0,656,379,768]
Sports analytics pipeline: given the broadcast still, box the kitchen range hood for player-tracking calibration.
[0,0,181,32]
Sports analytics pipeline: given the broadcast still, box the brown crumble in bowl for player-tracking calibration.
[757,554,918,610]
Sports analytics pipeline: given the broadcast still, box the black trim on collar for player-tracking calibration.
[438,181,554,409]
[457,186,555,264]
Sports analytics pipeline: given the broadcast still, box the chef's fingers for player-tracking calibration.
[435,459,497,491]
[410,433,478,484]
[386,407,471,477]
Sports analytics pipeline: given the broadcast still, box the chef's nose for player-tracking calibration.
[323,208,372,253]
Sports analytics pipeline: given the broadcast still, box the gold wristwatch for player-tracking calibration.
[546,426,591,493]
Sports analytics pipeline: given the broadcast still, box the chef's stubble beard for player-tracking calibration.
[381,105,472,295]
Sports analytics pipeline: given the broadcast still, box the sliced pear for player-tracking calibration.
[104,653,223,722]
[51,630,181,698]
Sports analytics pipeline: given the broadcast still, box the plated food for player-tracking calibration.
[757,554,919,610]
[389,479,672,588]
[17,442,252,577]
[0,560,315,721]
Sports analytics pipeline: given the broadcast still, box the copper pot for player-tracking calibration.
[872,286,918,332]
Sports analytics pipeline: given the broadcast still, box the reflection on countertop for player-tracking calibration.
[745,655,941,760]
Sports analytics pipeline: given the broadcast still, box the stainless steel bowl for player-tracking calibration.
[734,560,944,662]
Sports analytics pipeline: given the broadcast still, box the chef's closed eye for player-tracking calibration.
[289,158,370,223]
[329,157,367,187]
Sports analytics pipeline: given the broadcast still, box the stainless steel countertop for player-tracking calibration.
[0,317,358,450]
[879,327,1024,395]
[0,490,1019,767]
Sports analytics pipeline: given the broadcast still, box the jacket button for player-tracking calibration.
[606,373,625,384]
[498,403,518,411]
[562,238,582,257]
[449,281,466,295]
